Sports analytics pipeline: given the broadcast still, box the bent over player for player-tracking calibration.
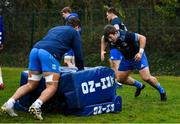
[103,24,167,101]
[0,17,84,120]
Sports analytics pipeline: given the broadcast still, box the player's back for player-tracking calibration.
[33,25,81,60]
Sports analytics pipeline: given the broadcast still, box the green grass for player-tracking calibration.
[0,67,180,123]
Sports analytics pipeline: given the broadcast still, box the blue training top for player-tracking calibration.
[33,25,84,70]
[113,30,139,60]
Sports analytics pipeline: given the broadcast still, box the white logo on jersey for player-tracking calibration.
[141,64,145,68]
[110,56,114,59]
[52,64,56,70]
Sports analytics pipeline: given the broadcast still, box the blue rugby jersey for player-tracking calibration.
[33,25,84,70]
[113,31,139,60]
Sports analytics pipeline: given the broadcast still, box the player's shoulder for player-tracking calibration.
[123,31,136,41]
[70,13,79,18]
[49,26,75,33]
[111,17,121,25]
[112,17,121,22]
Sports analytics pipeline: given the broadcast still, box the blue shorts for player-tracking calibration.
[119,52,149,71]
[64,49,74,56]
[28,48,60,73]
[110,49,123,60]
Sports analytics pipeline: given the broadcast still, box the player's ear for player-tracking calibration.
[74,26,79,30]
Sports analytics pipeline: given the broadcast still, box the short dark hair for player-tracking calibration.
[66,17,80,28]
[104,24,117,38]
[107,7,119,15]
[61,6,72,13]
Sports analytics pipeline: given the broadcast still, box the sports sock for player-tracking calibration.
[33,99,43,108]
[156,83,165,94]
[6,98,15,108]
[0,76,3,84]
[133,80,142,88]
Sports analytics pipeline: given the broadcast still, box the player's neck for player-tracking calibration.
[112,15,118,19]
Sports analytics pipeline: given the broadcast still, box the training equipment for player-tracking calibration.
[15,66,122,116]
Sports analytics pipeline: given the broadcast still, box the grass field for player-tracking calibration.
[0,67,180,123]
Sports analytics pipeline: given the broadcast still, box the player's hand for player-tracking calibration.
[101,51,106,61]
[134,52,142,61]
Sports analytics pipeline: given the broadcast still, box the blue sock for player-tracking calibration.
[156,83,165,94]
[133,80,142,88]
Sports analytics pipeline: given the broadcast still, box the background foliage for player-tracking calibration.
[0,0,179,75]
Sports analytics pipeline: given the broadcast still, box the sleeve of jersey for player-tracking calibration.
[72,31,84,70]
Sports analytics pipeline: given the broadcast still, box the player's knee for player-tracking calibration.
[142,76,151,82]
[117,77,127,83]
[27,73,42,89]
[44,74,60,83]
[28,73,42,82]
[45,74,59,91]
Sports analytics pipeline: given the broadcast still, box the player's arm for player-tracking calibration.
[101,35,108,61]
[138,34,146,50]
[113,24,120,30]
[134,33,146,61]
[72,31,84,70]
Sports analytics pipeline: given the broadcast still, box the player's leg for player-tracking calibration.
[71,56,75,66]
[117,58,145,97]
[29,72,60,120]
[109,49,120,74]
[110,49,123,87]
[28,49,60,120]
[137,53,167,101]
[64,56,75,67]
[116,70,145,97]
[1,48,42,117]
[139,67,167,101]
[64,49,75,67]
[110,59,120,75]
[0,65,4,89]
